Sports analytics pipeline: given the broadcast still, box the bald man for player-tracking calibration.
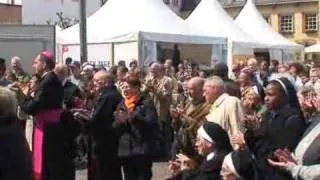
[11,56,30,83]
[55,64,81,109]
[171,77,211,158]
[89,71,122,180]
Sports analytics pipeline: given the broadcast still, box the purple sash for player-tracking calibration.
[34,109,62,180]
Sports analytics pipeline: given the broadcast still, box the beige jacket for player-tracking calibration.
[146,75,173,122]
[206,93,245,141]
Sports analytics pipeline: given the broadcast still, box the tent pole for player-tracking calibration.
[227,40,233,78]
[137,32,142,68]
[281,49,284,64]
[79,0,88,64]
[111,43,115,66]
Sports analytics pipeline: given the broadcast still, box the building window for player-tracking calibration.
[279,15,294,33]
[172,0,179,6]
[304,13,318,32]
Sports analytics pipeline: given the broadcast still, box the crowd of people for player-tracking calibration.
[0,51,319,180]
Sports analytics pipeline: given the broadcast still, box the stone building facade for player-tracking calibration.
[166,0,319,46]
[220,0,319,46]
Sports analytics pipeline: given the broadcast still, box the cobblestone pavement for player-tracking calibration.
[76,162,170,180]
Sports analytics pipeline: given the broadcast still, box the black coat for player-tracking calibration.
[245,105,307,180]
[0,117,32,180]
[89,85,123,180]
[20,72,74,180]
[113,96,159,159]
[20,72,63,115]
[90,85,122,145]
[180,151,228,180]
[63,80,81,109]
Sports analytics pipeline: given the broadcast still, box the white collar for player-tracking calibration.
[206,152,215,161]
[41,71,49,79]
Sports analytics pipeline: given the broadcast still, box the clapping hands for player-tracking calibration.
[170,107,183,119]
[176,154,197,171]
[114,109,128,123]
[8,82,24,95]
[243,113,262,130]
[168,160,181,176]
[71,108,90,121]
[268,148,297,170]
[231,133,247,150]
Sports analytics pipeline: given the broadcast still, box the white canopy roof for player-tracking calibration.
[305,44,320,53]
[234,0,303,49]
[60,0,224,45]
[186,0,265,47]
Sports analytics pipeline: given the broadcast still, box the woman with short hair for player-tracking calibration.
[113,73,159,180]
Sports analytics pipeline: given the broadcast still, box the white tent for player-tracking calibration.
[59,0,225,66]
[305,44,320,53]
[186,0,265,47]
[185,0,268,71]
[235,0,303,62]
[235,0,302,49]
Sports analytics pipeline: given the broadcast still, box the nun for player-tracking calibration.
[244,75,307,180]
[221,149,261,180]
[168,121,232,180]
[268,86,320,180]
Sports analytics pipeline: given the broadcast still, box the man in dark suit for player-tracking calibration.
[89,71,122,180]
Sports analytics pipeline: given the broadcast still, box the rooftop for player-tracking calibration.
[220,0,318,7]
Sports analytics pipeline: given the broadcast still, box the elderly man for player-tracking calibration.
[0,87,32,180]
[11,56,30,83]
[171,77,211,158]
[212,62,241,99]
[203,76,244,149]
[305,68,320,87]
[70,61,86,91]
[55,64,88,170]
[144,62,173,158]
[89,71,122,180]
[54,64,82,109]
